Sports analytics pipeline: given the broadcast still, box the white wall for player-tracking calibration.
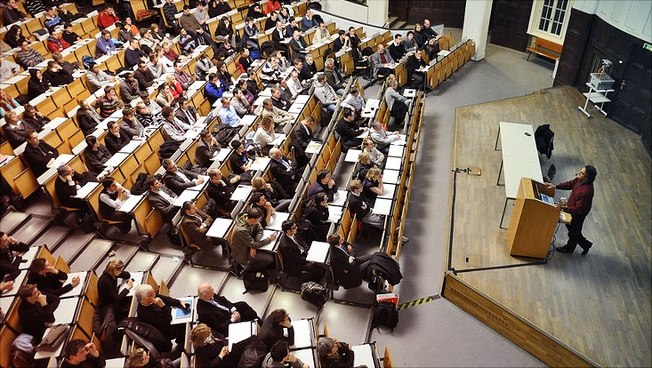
[321,0,389,27]
[573,0,652,43]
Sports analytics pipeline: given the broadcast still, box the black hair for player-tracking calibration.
[584,165,597,183]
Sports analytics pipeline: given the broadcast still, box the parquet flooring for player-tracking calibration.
[450,86,651,367]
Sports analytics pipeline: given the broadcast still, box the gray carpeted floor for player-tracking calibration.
[367,41,556,367]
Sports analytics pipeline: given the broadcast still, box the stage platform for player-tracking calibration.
[447,86,651,367]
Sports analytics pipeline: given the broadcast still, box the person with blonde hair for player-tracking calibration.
[252,176,291,212]
[191,323,232,367]
[362,138,385,167]
[362,167,384,205]
[97,258,132,320]
[355,151,374,180]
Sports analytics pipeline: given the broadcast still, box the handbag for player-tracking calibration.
[35,324,69,352]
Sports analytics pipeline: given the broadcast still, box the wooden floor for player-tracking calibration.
[450,86,651,367]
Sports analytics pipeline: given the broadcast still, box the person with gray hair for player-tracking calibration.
[324,58,345,96]
[317,337,355,367]
[135,284,189,348]
[196,282,260,336]
[370,120,401,153]
[54,164,87,210]
[340,86,366,118]
[314,74,340,112]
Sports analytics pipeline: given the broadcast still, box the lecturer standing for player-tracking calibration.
[546,165,597,255]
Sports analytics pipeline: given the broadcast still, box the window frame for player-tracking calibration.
[527,0,574,44]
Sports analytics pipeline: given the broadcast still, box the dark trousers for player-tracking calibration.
[564,213,591,251]
[246,251,275,272]
[104,211,132,232]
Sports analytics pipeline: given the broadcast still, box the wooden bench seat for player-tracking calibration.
[526,37,562,61]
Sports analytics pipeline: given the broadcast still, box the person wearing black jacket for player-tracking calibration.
[347,179,384,230]
[84,136,112,174]
[61,339,105,368]
[54,164,88,209]
[104,120,131,154]
[195,130,221,168]
[190,324,239,367]
[18,284,60,344]
[406,48,428,91]
[301,193,330,241]
[22,129,59,177]
[43,60,73,87]
[196,282,260,337]
[252,177,290,212]
[206,168,237,218]
[27,68,49,100]
[259,309,295,349]
[269,148,299,196]
[162,158,204,196]
[133,61,156,91]
[134,284,188,346]
[0,231,30,281]
[22,105,50,132]
[317,337,356,368]
[76,101,102,136]
[146,176,178,224]
[388,34,407,61]
[208,0,231,18]
[278,220,325,282]
[27,257,80,296]
[97,258,133,320]
[335,109,367,152]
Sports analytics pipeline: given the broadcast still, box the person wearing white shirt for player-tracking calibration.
[340,86,366,117]
[253,117,276,155]
[312,22,330,45]
[370,120,401,153]
[161,106,191,141]
[99,177,132,233]
[286,70,304,97]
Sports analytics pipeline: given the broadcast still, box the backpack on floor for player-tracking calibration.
[372,301,399,331]
[116,317,172,354]
[243,269,269,293]
[300,281,328,308]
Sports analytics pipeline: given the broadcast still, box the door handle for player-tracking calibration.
[621,79,626,90]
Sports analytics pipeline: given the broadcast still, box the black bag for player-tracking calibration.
[130,173,151,195]
[243,269,269,293]
[372,301,399,331]
[116,317,172,353]
[93,305,117,355]
[214,124,239,146]
[301,281,328,308]
[236,336,268,368]
[159,140,182,159]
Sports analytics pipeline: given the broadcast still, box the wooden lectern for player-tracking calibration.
[507,178,560,258]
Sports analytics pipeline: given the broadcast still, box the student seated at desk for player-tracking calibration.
[231,208,277,273]
[257,99,294,127]
[22,129,59,178]
[307,170,338,202]
[134,284,188,350]
[252,177,291,212]
[278,220,326,283]
[1,111,40,149]
[105,119,132,154]
[259,309,295,350]
[249,192,275,229]
[362,168,385,206]
[97,259,133,322]
[83,136,113,175]
[121,107,145,139]
[205,168,238,218]
[327,233,372,289]
[99,177,133,233]
[161,106,191,142]
[370,120,401,153]
[55,164,91,210]
[0,231,30,281]
[346,179,384,232]
[270,87,291,111]
[27,257,80,297]
[190,324,240,367]
[336,108,368,152]
[17,284,60,344]
[146,176,178,225]
[263,340,309,368]
[95,86,125,119]
[253,117,279,156]
[354,152,375,181]
[229,140,253,183]
[162,158,205,196]
[77,101,103,136]
[301,193,331,242]
[269,148,300,196]
[180,201,216,251]
[61,340,105,368]
[196,282,261,337]
[22,104,50,133]
[317,337,355,368]
[341,87,366,120]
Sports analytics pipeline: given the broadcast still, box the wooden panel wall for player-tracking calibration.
[442,273,596,368]
[389,0,466,28]
[489,0,533,52]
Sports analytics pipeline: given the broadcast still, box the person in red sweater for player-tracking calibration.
[97,5,120,30]
[265,0,281,14]
[546,165,597,255]
[46,29,71,53]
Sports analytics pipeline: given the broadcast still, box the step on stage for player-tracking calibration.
[444,86,651,367]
